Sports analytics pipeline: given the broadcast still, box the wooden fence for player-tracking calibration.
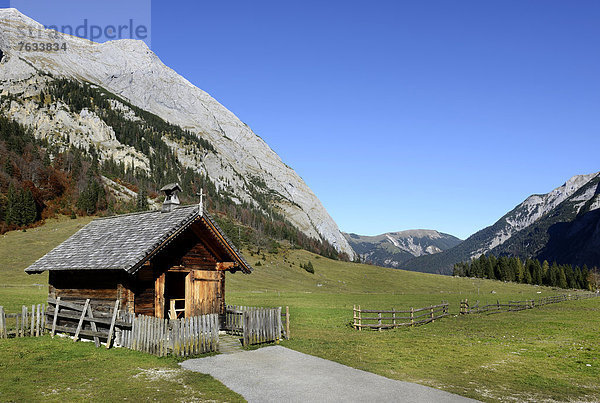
[242,307,284,346]
[119,313,219,357]
[459,299,533,314]
[0,304,46,338]
[225,305,290,345]
[46,298,219,357]
[460,292,600,315]
[353,303,449,331]
[46,297,124,348]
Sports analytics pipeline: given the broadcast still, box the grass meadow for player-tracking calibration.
[1,216,599,401]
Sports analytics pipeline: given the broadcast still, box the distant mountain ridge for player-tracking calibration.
[344,230,462,269]
[403,172,600,274]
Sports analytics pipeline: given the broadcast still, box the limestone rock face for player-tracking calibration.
[402,171,600,274]
[0,8,354,257]
[469,172,600,258]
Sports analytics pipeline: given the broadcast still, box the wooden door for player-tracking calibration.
[185,270,221,317]
[154,272,166,318]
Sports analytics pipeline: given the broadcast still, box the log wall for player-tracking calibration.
[49,271,129,315]
[46,223,231,320]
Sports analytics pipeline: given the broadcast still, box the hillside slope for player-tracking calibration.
[0,8,353,257]
[403,172,600,274]
[343,230,461,268]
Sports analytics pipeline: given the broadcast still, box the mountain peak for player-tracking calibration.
[0,9,355,258]
[403,171,600,274]
[344,230,461,269]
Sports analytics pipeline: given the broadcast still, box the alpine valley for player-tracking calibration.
[402,172,600,274]
[343,230,461,269]
[0,9,354,258]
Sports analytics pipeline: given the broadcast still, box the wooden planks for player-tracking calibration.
[225,305,289,341]
[0,306,5,338]
[353,303,449,330]
[106,300,120,349]
[241,307,285,346]
[122,313,219,357]
[74,299,91,342]
[154,272,166,318]
[0,305,45,338]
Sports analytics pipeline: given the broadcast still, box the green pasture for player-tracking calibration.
[0,218,599,401]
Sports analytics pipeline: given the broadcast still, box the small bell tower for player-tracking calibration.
[160,183,183,213]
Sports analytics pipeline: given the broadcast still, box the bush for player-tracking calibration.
[302,261,314,274]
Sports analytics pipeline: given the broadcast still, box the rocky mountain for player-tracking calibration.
[0,8,354,257]
[403,172,600,274]
[344,230,461,268]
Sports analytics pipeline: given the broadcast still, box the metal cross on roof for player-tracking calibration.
[196,189,204,216]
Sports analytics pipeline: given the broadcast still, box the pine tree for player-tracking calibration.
[516,258,525,283]
[137,188,149,211]
[21,188,37,225]
[542,260,550,285]
[523,259,533,284]
[582,265,590,290]
[532,260,543,285]
[558,266,568,289]
[5,183,22,226]
[575,266,584,289]
[497,257,510,281]
[77,177,103,214]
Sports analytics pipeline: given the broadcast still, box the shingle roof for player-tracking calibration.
[25,205,252,274]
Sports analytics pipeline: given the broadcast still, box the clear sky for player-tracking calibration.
[5,1,600,240]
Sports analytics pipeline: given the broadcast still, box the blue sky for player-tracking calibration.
[5,1,600,239]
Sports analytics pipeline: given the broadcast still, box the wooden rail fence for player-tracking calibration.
[46,298,219,357]
[460,293,600,315]
[353,303,449,331]
[0,304,46,338]
[225,305,289,345]
[46,298,124,348]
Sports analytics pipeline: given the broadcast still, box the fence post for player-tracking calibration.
[30,305,35,337]
[392,310,396,328]
[106,300,120,349]
[41,304,46,334]
[410,307,414,326]
[21,306,27,337]
[51,297,60,337]
[86,303,100,347]
[430,307,434,323]
[36,304,41,337]
[353,305,356,330]
[0,306,5,339]
[377,312,382,331]
[242,311,248,347]
[74,299,90,342]
[285,306,290,339]
[358,305,362,331]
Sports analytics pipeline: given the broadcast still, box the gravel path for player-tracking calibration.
[180,346,478,403]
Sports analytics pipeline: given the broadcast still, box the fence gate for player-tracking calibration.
[224,305,289,346]
[119,313,219,357]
